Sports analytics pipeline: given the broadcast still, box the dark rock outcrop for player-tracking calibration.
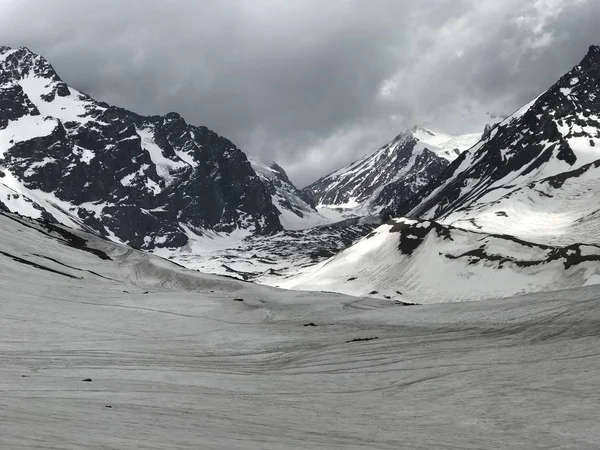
[0,46,282,249]
[396,45,600,223]
[303,131,451,213]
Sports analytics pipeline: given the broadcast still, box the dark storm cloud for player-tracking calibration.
[0,0,598,186]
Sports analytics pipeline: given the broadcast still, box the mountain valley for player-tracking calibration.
[3,34,600,450]
[3,45,600,302]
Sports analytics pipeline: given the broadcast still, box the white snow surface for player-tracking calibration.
[0,182,43,218]
[137,127,187,185]
[412,126,481,161]
[18,74,96,124]
[0,114,58,158]
[279,218,600,302]
[444,161,600,246]
[0,170,83,229]
[3,210,600,449]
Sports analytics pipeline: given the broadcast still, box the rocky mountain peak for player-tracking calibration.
[0,46,61,83]
[410,125,433,136]
[249,158,317,224]
[267,161,292,183]
[391,129,417,147]
[395,45,600,248]
[0,45,283,249]
[579,44,600,69]
[302,127,450,212]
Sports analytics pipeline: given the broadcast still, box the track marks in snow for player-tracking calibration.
[3,211,600,449]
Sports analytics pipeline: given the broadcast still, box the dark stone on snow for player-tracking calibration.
[395,300,419,306]
[346,337,379,343]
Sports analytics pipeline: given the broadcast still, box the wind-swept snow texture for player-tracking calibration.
[2,210,600,449]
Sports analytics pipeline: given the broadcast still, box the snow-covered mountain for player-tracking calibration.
[0,44,393,284]
[411,126,481,161]
[400,45,600,247]
[281,45,600,301]
[249,159,331,230]
[0,46,286,249]
[303,127,480,214]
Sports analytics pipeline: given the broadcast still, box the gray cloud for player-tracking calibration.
[0,0,599,186]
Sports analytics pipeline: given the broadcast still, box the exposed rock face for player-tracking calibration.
[0,46,282,249]
[277,45,600,302]
[396,45,600,248]
[302,131,451,213]
[302,127,480,215]
[250,159,317,220]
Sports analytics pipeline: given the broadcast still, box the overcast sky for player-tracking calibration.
[1,0,599,186]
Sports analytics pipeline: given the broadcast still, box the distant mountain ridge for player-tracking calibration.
[249,159,325,230]
[302,126,481,214]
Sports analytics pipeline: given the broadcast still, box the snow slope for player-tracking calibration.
[3,210,600,449]
[411,126,481,161]
[402,45,600,247]
[278,218,600,302]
